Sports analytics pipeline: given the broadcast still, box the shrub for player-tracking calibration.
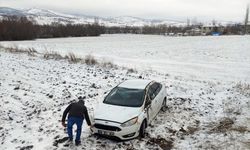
[100,61,117,69]
[84,55,98,65]
[127,68,137,73]
[67,52,81,63]
[3,45,37,56]
[27,48,37,56]
[44,51,63,60]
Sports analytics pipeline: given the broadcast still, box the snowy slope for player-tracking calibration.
[1,34,250,149]
[0,49,250,150]
[0,7,186,26]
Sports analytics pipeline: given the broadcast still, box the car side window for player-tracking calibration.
[148,83,157,100]
[154,83,162,96]
[148,82,162,100]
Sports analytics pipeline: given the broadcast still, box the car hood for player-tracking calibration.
[94,103,142,124]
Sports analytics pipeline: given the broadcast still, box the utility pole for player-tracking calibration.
[244,4,249,34]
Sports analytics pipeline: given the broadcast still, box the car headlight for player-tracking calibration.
[121,117,138,127]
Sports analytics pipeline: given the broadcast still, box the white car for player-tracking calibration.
[92,79,167,140]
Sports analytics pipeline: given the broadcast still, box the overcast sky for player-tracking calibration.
[0,0,249,22]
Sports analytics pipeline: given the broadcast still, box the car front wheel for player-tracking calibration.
[139,120,146,138]
[161,98,167,112]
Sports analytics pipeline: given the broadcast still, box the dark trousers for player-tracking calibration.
[67,117,84,142]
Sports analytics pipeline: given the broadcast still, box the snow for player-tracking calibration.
[24,8,76,18]
[0,35,250,150]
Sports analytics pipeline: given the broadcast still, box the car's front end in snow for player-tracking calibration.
[91,102,145,140]
[92,117,142,140]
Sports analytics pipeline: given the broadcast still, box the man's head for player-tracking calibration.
[78,96,85,104]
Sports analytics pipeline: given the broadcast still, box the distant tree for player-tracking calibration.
[0,16,104,41]
[0,16,37,41]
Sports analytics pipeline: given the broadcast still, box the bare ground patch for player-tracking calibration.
[208,117,249,133]
[147,137,174,150]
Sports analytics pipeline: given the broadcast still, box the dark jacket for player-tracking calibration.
[62,100,91,126]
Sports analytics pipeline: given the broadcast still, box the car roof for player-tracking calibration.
[118,79,153,89]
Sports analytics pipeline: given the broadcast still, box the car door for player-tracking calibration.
[147,83,159,121]
[144,93,154,123]
[153,83,164,111]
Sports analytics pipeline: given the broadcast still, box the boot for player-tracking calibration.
[75,140,81,146]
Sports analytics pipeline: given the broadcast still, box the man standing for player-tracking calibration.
[62,96,92,146]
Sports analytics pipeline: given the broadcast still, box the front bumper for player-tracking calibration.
[92,119,141,140]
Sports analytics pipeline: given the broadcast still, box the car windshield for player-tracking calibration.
[103,87,145,107]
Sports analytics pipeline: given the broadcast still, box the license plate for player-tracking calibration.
[98,130,114,136]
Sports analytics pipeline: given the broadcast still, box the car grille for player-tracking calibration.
[94,124,121,131]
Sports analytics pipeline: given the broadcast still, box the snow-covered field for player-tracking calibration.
[1,34,250,82]
[0,35,250,150]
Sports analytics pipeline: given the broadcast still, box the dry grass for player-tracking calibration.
[127,68,137,73]
[210,118,234,133]
[187,126,200,134]
[84,54,98,65]
[43,51,64,60]
[44,51,82,63]
[231,126,249,133]
[5,46,22,53]
[26,48,37,56]
[1,46,121,68]
[66,52,81,63]
[3,46,37,56]
[100,61,117,69]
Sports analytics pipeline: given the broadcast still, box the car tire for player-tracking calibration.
[161,98,167,112]
[139,120,146,138]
